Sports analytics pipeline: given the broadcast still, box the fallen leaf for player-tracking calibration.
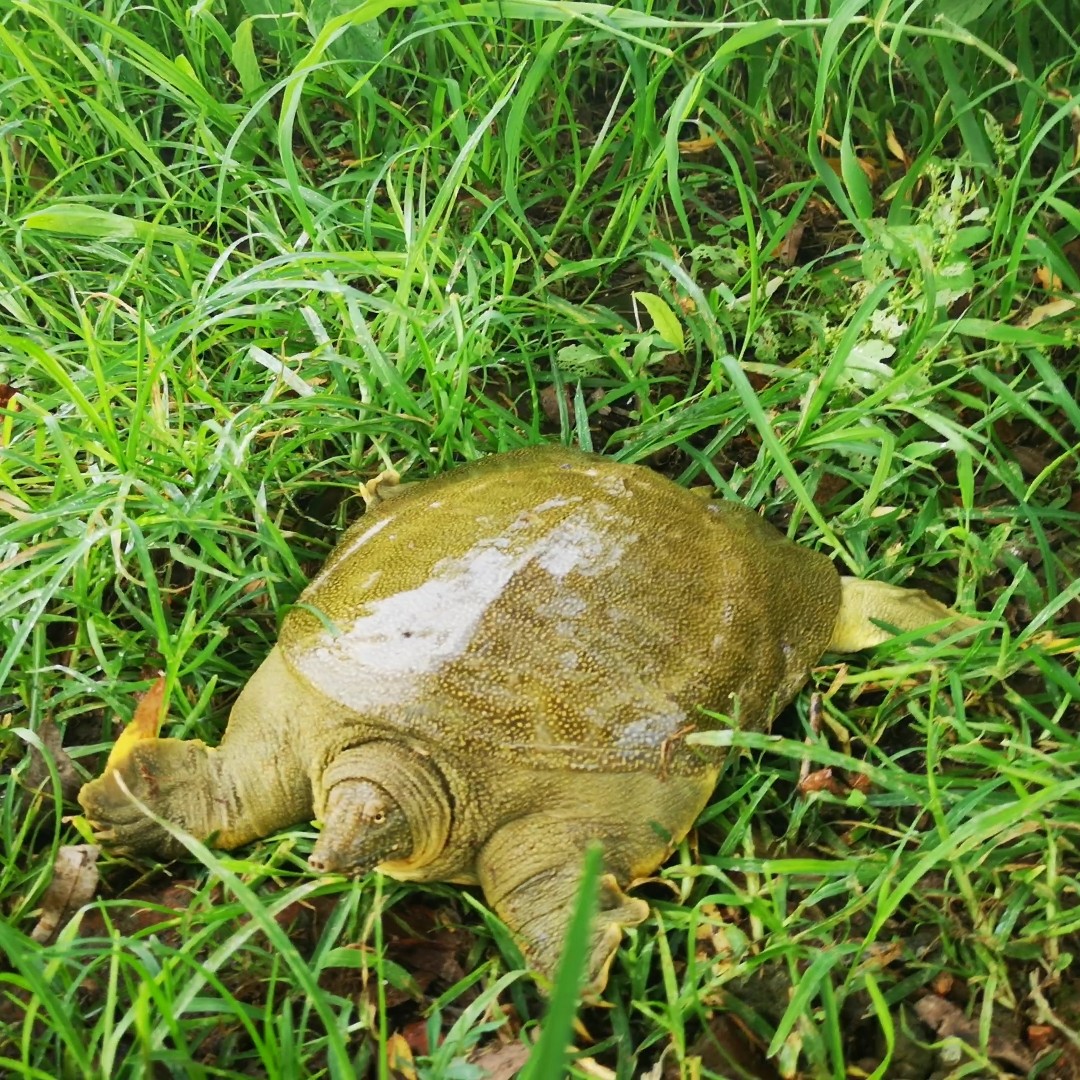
[846,772,872,794]
[823,155,881,184]
[914,994,1033,1074]
[105,676,166,770]
[472,1041,530,1080]
[24,715,82,802]
[398,1018,430,1057]
[694,920,748,975]
[885,122,911,167]
[1026,1025,1054,1054]
[0,492,33,522]
[31,845,100,943]
[771,220,806,266]
[1034,265,1064,291]
[1011,443,1051,477]
[574,1058,616,1079]
[540,384,571,425]
[7,137,52,189]
[856,940,903,971]
[678,134,717,154]
[1064,237,1080,274]
[385,1032,418,1080]
[668,1012,781,1080]
[797,767,849,797]
[1018,296,1076,328]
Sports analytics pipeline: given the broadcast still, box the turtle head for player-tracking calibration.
[308,778,412,873]
[308,741,451,876]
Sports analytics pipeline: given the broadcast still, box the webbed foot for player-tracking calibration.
[477,815,650,997]
[78,737,220,859]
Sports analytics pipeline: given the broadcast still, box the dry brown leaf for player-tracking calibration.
[1064,238,1080,274]
[668,1013,781,1080]
[846,772,872,794]
[0,493,33,524]
[31,845,100,944]
[797,767,849,797]
[914,994,1033,1074]
[1011,443,1052,477]
[574,1058,616,1079]
[857,940,903,971]
[771,220,806,266]
[1027,1025,1054,1054]
[397,1019,430,1057]
[24,715,82,802]
[1034,264,1064,291]
[1018,296,1076,328]
[7,137,52,190]
[105,675,166,771]
[472,1041,530,1080]
[385,1032,418,1080]
[678,134,717,154]
[540,384,571,424]
[885,122,910,167]
[822,156,881,184]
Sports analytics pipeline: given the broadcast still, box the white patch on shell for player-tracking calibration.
[596,474,631,498]
[535,592,587,620]
[310,542,517,681]
[614,709,687,751]
[299,508,628,707]
[536,515,632,578]
[533,495,577,514]
[354,570,383,593]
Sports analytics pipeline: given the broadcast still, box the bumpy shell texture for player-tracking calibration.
[281,445,842,776]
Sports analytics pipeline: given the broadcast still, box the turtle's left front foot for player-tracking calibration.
[78,737,219,858]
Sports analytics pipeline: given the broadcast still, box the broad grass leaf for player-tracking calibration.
[632,291,684,351]
[23,205,194,243]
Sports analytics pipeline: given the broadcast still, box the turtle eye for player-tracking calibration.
[371,810,386,825]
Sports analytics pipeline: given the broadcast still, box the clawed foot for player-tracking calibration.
[581,874,650,998]
[509,871,649,998]
[78,737,215,859]
[479,815,651,998]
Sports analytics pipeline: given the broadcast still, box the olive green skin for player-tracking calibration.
[281,445,841,880]
[80,444,851,991]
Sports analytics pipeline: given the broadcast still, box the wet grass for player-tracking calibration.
[2,0,1080,1077]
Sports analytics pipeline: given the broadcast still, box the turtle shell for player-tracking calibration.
[280,446,841,775]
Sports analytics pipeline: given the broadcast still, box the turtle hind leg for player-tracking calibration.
[79,734,312,859]
[829,576,981,653]
[476,814,649,998]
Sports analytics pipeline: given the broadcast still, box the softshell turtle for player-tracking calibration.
[79,445,971,992]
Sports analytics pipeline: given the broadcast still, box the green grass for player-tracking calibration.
[2,0,1079,1076]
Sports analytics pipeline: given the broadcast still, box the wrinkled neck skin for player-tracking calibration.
[310,741,452,877]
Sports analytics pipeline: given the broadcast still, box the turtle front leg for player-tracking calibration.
[80,648,315,859]
[477,815,649,996]
[79,733,312,860]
